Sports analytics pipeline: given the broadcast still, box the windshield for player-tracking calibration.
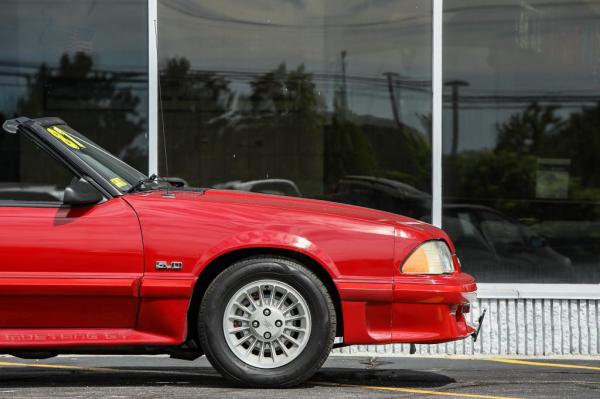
[42,124,149,193]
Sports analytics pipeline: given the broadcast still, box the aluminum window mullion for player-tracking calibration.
[431,0,443,228]
[148,0,158,175]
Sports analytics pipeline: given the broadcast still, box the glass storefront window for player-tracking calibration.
[158,0,433,219]
[443,0,600,283]
[0,0,149,179]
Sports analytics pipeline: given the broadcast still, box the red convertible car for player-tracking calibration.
[0,117,480,387]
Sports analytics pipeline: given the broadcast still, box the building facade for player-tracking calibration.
[1,0,600,355]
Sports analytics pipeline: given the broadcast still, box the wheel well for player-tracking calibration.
[186,247,343,343]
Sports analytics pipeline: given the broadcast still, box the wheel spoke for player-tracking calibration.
[228,315,250,322]
[281,302,298,315]
[281,333,301,347]
[233,301,253,316]
[284,325,306,333]
[285,314,305,322]
[235,333,253,347]
[269,286,277,306]
[244,291,260,309]
[276,338,290,357]
[258,285,266,307]
[257,342,264,362]
[228,326,250,334]
[277,290,289,310]
[245,338,258,356]
[271,344,278,362]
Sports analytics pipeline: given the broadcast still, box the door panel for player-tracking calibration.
[0,198,144,328]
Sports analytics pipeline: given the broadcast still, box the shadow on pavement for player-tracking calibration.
[0,366,454,390]
[314,367,455,388]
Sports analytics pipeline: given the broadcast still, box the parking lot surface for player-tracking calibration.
[0,355,599,398]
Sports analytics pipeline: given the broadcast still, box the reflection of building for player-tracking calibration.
[2,0,600,356]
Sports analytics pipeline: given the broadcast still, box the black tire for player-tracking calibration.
[198,256,336,388]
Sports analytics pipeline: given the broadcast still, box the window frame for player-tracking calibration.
[22,118,121,198]
[0,119,116,208]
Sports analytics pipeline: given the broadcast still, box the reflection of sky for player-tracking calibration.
[443,0,600,152]
[0,0,148,116]
[159,0,432,132]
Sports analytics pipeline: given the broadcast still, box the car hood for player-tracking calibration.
[201,189,413,223]
[129,188,443,237]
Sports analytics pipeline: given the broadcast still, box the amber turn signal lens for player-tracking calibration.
[402,240,454,274]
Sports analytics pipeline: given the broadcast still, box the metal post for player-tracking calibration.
[148,0,158,175]
[432,0,443,228]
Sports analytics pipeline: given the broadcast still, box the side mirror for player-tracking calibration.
[164,177,188,188]
[63,178,103,206]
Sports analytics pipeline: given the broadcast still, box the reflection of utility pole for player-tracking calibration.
[445,80,469,156]
[339,50,348,119]
[383,72,402,131]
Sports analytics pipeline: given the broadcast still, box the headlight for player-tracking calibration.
[402,240,455,274]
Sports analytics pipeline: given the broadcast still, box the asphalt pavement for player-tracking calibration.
[0,354,599,398]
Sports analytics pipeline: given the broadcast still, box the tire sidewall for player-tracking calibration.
[199,257,333,387]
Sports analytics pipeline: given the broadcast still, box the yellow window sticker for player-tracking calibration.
[47,126,86,150]
[110,177,128,188]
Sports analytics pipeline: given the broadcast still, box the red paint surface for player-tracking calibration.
[0,198,143,329]
[0,189,476,349]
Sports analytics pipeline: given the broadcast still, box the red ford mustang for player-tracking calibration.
[0,117,480,387]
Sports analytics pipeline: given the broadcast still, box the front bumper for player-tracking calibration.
[391,273,477,344]
[338,272,478,345]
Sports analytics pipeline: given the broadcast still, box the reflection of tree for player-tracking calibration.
[239,63,325,195]
[17,52,146,171]
[159,57,431,197]
[162,57,231,124]
[160,57,232,180]
[547,103,600,189]
[361,120,431,191]
[454,150,537,208]
[324,77,376,191]
[495,103,563,155]
[324,113,376,190]
[249,63,321,118]
[324,77,430,194]
[448,102,600,221]
[161,60,326,195]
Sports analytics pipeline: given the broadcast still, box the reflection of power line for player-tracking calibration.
[5,61,598,111]
[445,80,469,156]
[166,68,432,96]
[0,69,148,86]
[454,94,600,104]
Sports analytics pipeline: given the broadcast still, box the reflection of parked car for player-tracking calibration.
[442,205,573,283]
[530,220,600,282]
[332,176,573,283]
[213,179,302,197]
[332,176,430,219]
[0,183,64,202]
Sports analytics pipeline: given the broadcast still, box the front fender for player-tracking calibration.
[191,230,341,280]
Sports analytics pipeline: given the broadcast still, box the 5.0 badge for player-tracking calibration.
[155,261,183,270]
